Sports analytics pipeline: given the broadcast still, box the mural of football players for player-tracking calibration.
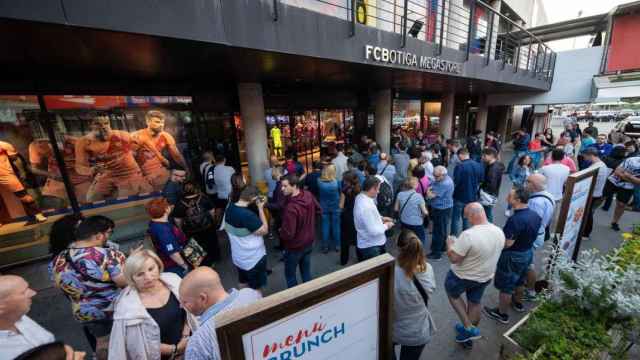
[75,114,152,202]
[132,110,188,191]
[0,141,47,224]
[29,135,92,208]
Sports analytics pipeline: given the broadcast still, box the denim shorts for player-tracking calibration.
[237,255,268,289]
[494,250,533,294]
[444,270,490,304]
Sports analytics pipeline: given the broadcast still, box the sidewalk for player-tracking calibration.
[6,155,637,359]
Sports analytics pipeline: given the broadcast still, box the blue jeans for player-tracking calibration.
[321,210,341,250]
[450,200,470,236]
[284,245,312,288]
[483,204,494,223]
[634,185,640,210]
[494,250,533,294]
[401,223,426,249]
[431,207,451,256]
[507,150,527,175]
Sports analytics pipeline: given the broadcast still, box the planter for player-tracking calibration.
[500,313,530,359]
[500,311,611,360]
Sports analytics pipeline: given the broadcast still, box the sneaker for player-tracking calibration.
[34,213,47,223]
[455,326,481,343]
[454,323,465,334]
[611,223,621,232]
[460,340,473,350]
[483,306,510,324]
[426,253,442,261]
[511,300,525,313]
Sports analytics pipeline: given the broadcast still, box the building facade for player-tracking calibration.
[0,0,554,265]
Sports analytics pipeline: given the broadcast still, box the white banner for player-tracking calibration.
[559,176,593,258]
[242,279,379,360]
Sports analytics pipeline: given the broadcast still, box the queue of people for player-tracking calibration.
[2,125,639,360]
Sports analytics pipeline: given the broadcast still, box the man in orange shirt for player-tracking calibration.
[29,136,92,206]
[0,141,47,224]
[132,110,188,191]
[75,115,152,202]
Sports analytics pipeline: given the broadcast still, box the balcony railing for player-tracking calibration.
[274,0,556,83]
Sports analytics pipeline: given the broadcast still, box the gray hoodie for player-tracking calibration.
[108,272,198,360]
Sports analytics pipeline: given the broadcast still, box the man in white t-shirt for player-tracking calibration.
[213,154,236,209]
[0,275,55,360]
[181,267,262,360]
[354,176,395,262]
[540,149,571,202]
[445,203,505,345]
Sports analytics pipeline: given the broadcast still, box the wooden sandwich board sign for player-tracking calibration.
[553,166,598,261]
[215,254,395,360]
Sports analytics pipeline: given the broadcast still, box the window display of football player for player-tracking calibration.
[132,110,188,191]
[28,123,92,208]
[75,114,152,202]
[0,140,47,225]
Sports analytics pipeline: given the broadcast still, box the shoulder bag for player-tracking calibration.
[412,276,429,307]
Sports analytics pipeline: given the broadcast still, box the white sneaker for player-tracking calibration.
[34,213,47,223]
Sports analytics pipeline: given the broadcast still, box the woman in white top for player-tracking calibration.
[109,250,198,360]
[392,230,436,360]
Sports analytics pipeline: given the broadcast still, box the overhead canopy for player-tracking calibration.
[592,72,640,103]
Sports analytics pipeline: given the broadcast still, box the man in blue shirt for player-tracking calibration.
[484,187,541,324]
[587,134,613,157]
[451,148,484,236]
[507,129,530,175]
[427,165,454,260]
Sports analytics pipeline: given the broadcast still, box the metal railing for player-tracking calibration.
[273,0,555,83]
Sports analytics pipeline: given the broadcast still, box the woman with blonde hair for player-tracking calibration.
[393,230,436,360]
[108,250,198,360]
[318,164,341,253]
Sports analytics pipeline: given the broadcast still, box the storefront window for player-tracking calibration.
[0,96,48,228]
[393,100,421,132]
[423,101,442,134]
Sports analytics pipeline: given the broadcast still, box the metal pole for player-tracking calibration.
[401,0,408,48]
[36,95,81,215]
[273,0,279,21]
[438,0,447,56]
[513,36,521,73]
[350,0,356,36]
[525,37,532,72]
[465,0,476,61]
[484,6,494,66]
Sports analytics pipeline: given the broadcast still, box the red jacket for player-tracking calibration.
[279,190,321,251]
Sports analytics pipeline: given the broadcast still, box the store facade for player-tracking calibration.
[0,0,555,266]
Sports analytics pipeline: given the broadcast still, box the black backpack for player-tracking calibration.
[203,163,216,193]
[181,195,213,233]
[377,179,394,209]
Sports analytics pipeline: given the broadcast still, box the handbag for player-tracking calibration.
[479,188,497,206]
[181,238,207,267]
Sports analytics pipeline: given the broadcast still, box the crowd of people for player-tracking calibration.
[1,124,639,360]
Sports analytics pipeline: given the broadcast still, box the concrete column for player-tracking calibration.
[439,92,455,138]
[374,89,392,154]
[237,83,269,184]
[476,95,489,140]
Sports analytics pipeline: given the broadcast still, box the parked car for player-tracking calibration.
[618,109,636,120]
[595,110,616,122]
[576,111,591,121]
[609,116,640,144]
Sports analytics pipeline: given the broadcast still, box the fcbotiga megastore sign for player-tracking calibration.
[364,45,463,74]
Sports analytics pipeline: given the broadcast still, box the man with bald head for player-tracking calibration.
[444,203,505,346]
[0,275,55,360]
[180,267,261,360]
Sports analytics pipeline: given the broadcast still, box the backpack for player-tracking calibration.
[181,195,213,233]
[202,163,216,194]
[377,178,394,209]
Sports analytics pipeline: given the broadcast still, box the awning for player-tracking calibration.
[593,86,640,103]
[592,73,640,103]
